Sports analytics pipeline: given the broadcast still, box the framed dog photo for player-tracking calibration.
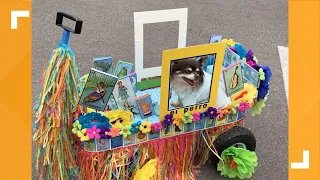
[160,43,226,122]
[222,62,245,97]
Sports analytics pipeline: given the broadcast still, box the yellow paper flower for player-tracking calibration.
[77,128,90,141]
[231,83,258,106]
[139,121,151,133]
[221,39,237,47]
[173,115,182,125]
[103,110,132,128]
[134,158,158,180]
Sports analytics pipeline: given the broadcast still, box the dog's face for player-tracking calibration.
[170,56,208,90]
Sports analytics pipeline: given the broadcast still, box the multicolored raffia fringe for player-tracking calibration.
[33,43,80,180]
[74,122,241,180]
[217,147,258,179]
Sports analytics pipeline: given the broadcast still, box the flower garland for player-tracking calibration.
[72,112,112,142]
[228,40,272,102]
[74,82,259,143]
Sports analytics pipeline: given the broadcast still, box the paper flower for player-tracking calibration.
[119,125,132,138]
[163,114,173,126]
[257,66,272,100]
[207,107,218,119]
[217,109,225,120]
[253,56,259,63]
[251,97,267,116]
[151,123,162,133]
[72,120,82,134]
[139,121,151,133]
[99,126,111,139]
[192,112,201,122]
[234,43,247,59]
[134,158,158,180]
[104,110,133,128]
[77,112,111,129]
[246,49,254,62]
[217,147,258,179]
[173,115,182,126]
[200,111,208,120]
[221,39,236,47]
[77,128,90,141]
[238,102,249,112]
[258,68,265,80]
[231,84,258,105]
[86,126,101,139]
[182,112,193,124]
[130,121,142,133]
[107,128,120,138]
[223,105,232,115]
[231,104,239,114]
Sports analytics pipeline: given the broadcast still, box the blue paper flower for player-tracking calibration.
[257,66,272,100]
[200,111,208,120]
[77,112,112,129]
[234,44,247,59]
[130,121,142,133]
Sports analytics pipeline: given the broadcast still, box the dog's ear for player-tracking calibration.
[198,56,208,67]
[170,60,179,75]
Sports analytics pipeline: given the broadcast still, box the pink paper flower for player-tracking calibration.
[192,112,201,122]
[107,128,121,138]
[217,109,225,120]
[151,123,163,133]
[86,125,101,139]
[238,102,249,112]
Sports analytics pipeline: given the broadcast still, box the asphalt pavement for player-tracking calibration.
[32,0,288,179]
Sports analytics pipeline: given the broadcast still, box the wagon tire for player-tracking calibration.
[211,126,256,164]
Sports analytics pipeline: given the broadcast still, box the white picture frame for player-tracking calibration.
[134,8,188,81]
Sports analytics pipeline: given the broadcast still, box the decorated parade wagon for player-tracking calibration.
[34,9,271,180]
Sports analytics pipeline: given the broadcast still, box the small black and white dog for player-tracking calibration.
[170,56,229,108]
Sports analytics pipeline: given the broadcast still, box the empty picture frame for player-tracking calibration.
[134,8,188,81]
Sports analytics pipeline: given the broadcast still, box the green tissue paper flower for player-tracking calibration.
[217,146,258,179]
[181,112,193,124]
[72,120,82,134]
[251,97,267,116]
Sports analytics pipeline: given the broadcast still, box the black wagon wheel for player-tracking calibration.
[212,126,256,163]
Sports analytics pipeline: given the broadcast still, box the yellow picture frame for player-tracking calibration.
[159,43,227,121]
